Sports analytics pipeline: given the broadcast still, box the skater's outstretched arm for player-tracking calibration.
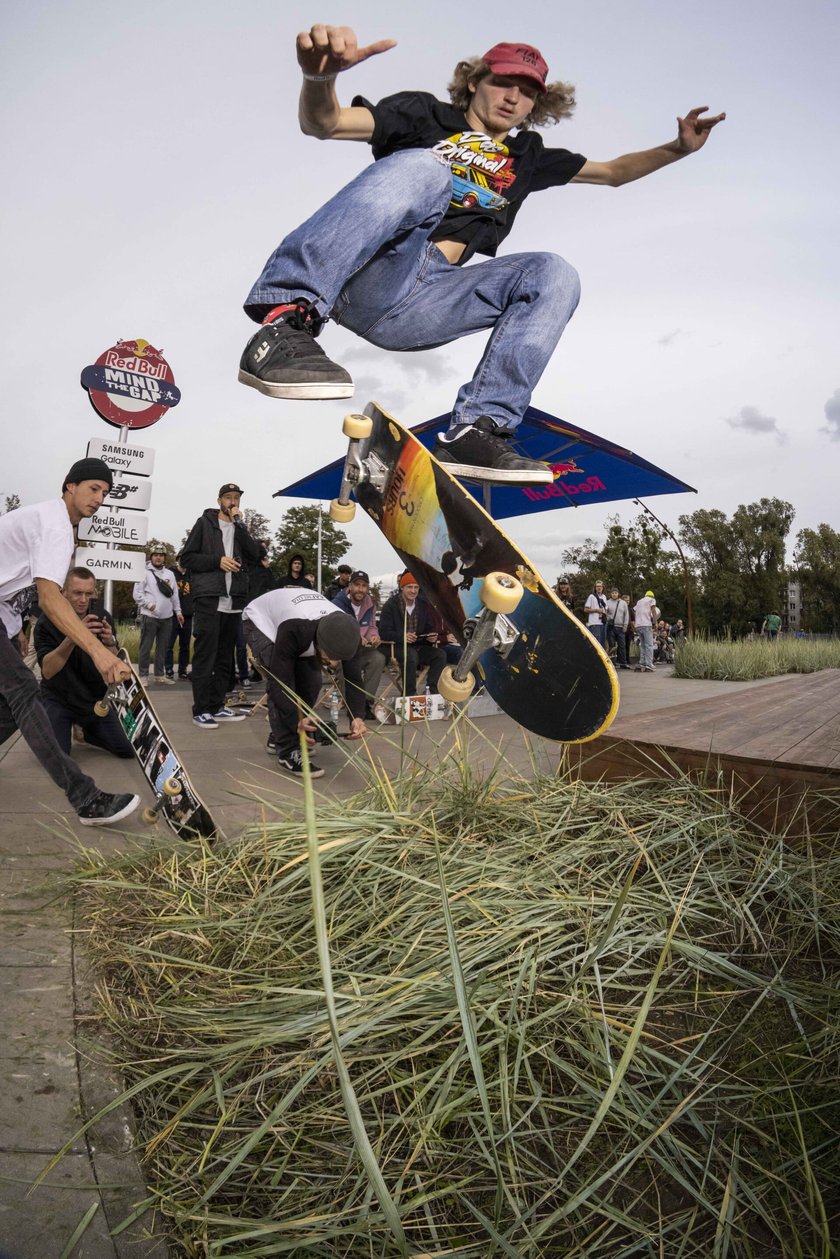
[571,106,725,187]
[296,23,397,141]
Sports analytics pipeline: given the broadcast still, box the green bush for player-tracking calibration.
[673,635,840,680]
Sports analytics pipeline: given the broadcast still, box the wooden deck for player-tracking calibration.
[571,670,840,833]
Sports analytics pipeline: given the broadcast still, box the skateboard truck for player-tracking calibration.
[142,776,183,826]
[330,414,376,522]
[438,572,524,703]
[94,683,124,717]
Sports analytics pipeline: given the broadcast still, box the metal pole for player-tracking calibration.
[103,423,130,615]
[633,498,693,636]
[316,505,323,593]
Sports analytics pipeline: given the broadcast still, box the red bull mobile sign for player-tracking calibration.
[80,338,180,429]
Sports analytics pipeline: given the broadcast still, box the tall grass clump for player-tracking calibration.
[115,620,139,662]
[70,765,839,1257]
[674,634,840,681]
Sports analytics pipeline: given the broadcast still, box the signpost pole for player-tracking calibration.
[102,423,130,616]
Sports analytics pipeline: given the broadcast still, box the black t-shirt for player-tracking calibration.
[352,90,586,263]
[35,612,117,719]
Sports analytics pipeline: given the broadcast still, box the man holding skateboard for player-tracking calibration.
[0,459,139,826]
[240,24,724,483]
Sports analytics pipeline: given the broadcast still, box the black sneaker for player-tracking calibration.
[77,791,140,827]
[277,748,325,778]
[433,416,552,484]
[238,300,353,400]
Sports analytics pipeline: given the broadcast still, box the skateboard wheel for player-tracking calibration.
[162,777,182,797]
[141,807,159,825]
[93,700,110,717]
[342,414,372,439]
[438,666,475,702]
[330,498,356,523]
[480,572,523,614]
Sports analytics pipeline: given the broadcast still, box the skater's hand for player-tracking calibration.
[220,556,241,573]
[96,650,131,686]
[298,716,318,745]
[676,106,726,153]
[297,25,396,78]
[347,716,368,740]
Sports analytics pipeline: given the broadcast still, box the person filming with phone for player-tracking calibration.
[34,566,134,759]
[180,482,263,729]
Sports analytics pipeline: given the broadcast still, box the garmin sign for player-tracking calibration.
[75,545,147,583]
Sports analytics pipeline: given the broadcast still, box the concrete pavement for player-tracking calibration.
[0,663,794,1257]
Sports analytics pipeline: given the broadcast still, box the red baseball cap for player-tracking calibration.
[482,42,549,93]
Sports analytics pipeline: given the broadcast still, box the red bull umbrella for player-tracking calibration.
[274,404,695,520]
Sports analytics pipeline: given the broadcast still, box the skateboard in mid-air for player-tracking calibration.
[330,402,619,743]
[95,650,220,838]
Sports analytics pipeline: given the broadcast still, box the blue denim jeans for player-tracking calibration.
[244,149,581,433]
[637,625,654,669]
[0,632,97,810]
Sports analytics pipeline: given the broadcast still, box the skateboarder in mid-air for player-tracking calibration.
[240,24,724,484]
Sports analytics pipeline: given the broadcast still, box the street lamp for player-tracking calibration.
[633,498,693,636]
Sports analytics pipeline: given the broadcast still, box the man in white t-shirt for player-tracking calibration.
[633,590,659,672]
[584,581,608,647]
[242,586,367,776]
[0,458,139,826]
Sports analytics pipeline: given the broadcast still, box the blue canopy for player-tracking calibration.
[274,404,695,520]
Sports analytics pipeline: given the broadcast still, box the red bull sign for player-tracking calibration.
[80,338,180,429]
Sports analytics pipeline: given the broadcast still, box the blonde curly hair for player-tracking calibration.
[448,58,576,130]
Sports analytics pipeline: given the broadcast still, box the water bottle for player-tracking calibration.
[424,682,431,714]
[329,687,341,726]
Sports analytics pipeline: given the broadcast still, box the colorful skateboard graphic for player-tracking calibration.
[96,650,220,838]
[331,403,619,743]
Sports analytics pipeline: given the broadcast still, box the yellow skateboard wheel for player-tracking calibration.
[438,666,475,702]
[342,414,372,439]
[330,499,356,523]
[480,572,523,614]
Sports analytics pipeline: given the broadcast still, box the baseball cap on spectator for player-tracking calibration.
[645,590,655,597]
[218,482,244,496]
[350,570,369,584]
[482,42,549,93]
[315,612,361,660]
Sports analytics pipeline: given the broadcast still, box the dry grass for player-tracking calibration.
[65,751,840,1257]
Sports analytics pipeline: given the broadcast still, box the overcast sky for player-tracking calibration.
[2,0,837,584]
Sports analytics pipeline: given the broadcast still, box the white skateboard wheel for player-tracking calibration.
[342,414,372,439]
[330,499,355,522]
[438,666,475,702]
[480,572,524,614]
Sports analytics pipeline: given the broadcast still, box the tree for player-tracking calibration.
[794,524,840,632]
[270,505,349,590]
[1,493,21,514]
[560,513,684,618]
[242,508,271,544]
[678,498,795,635]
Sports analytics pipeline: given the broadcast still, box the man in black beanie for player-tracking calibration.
[242,586,367,776]
[0,459,139,825]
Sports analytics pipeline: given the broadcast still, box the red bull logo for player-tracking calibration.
[81,337,179,430]
[550,458,582,479]
[521,475,606,502]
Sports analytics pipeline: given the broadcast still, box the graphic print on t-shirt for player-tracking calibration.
[431,131,516,212]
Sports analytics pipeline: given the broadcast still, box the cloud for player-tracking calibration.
[822,388,840,441]
[347,347,455,413]
[657,329,685,348]
[724,405,787,444]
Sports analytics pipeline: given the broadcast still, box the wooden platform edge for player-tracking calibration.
[566,733,840,838]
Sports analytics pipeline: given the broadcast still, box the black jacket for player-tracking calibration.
[180,509,261,608]
[379,591,437,646]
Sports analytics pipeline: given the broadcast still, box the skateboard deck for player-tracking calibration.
[98,650,220,839]
[334,403,619,743]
